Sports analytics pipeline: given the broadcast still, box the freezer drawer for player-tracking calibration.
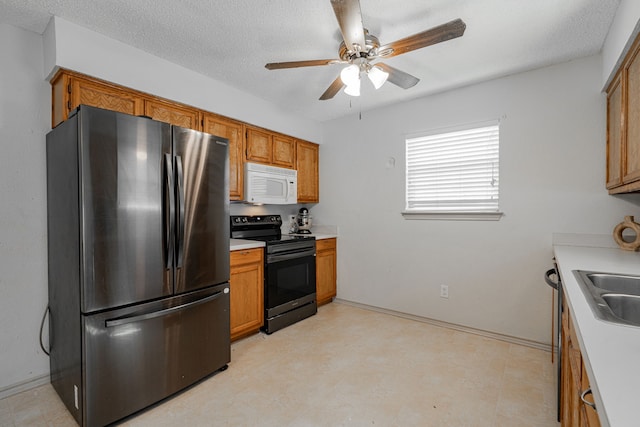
[82,284,230,426]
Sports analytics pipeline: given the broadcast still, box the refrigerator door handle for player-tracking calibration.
[105,290,225,327]
[164,154,175,269]
[175,155,185,268]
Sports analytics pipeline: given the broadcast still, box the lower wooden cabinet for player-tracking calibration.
[581,363,600,427]
[316,238,337,305]
[561,294,601,427]
[230,248,264,341]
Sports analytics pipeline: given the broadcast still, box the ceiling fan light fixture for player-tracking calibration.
[340,64,360,87]
[344,80,361,97]
[367,65,389,89]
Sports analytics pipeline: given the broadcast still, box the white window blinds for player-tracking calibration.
[405,123,500,213]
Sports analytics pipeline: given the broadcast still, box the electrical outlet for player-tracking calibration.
[440,284,449,299]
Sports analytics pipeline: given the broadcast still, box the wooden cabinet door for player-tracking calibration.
[607,73,623,189]
[316,238,337,305]
[296,140,319,203]
[51,72,69,127]
[230,249,264,341]
[623,46,640,184]
[580,364,601,427]
[246,127,272,164]
[69,76,144,120]
[272,134,296,168]
[561,297,575,426]
[144,99,201,130]
[203,114,244,200]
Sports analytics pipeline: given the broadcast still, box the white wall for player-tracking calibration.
[602,0,640,88]
[44,17,323,144]
[312,54,640,344]
[0,24,51,393]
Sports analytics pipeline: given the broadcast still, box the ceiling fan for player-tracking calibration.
[265,0,466,100]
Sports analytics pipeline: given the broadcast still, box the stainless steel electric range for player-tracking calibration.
[230,215,317,333]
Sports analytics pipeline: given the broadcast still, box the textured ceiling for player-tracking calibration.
[0,0,621,122]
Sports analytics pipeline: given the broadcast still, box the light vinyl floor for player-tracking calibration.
[1,302,559,426]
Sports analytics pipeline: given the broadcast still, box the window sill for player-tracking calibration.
[401,211,504,221]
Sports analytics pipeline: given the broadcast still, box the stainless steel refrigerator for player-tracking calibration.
[46,105,231,427]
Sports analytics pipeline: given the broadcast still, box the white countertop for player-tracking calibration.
[554,244,640,427]
[230,233,336,251]
[287,233,338,240]
[230,238,265,251]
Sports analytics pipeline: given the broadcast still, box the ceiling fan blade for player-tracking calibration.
[319,75,345,100]
[330,0,366,53]
[375,63,420,89]
[379,18,466,58]
[265,59,342,70]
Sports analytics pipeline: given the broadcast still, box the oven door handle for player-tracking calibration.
[545,268,559,290]
[268,250,316,263]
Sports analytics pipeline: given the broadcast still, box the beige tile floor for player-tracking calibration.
[1,302,559,426]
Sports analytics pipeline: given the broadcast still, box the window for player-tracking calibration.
[403,122,502,220]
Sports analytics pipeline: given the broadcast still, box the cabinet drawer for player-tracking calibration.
[230,248,263,266]
[316,238,336,252]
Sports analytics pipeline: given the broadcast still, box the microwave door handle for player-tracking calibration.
[285,176,289,200]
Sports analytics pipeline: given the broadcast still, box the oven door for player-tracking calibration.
[265,251,316,318]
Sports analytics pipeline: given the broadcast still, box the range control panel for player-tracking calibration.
[230,215,282,227]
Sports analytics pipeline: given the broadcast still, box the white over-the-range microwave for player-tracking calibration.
[244,162,297,205]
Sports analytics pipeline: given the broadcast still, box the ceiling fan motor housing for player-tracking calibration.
[339,30,390,62]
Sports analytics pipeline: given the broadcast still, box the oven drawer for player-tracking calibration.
[231,248,263,266]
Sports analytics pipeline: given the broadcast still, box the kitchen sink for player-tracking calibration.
[583,272,640,296]
[573,270,640,327]
[601,294,640,325]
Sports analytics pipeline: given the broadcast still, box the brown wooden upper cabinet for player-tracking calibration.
[245,126,296,169]
[607,31,640,194]
[607,73,623,189]
[203,113,244,201]
[296,139,319,203]
[51,70,143,127]
[50,69,319,203]
[143,99,201,130]
[245,127,273,164]
[273,135,296,168]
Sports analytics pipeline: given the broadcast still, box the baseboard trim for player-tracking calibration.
[0,373,50,400]
[334,298,553,352]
